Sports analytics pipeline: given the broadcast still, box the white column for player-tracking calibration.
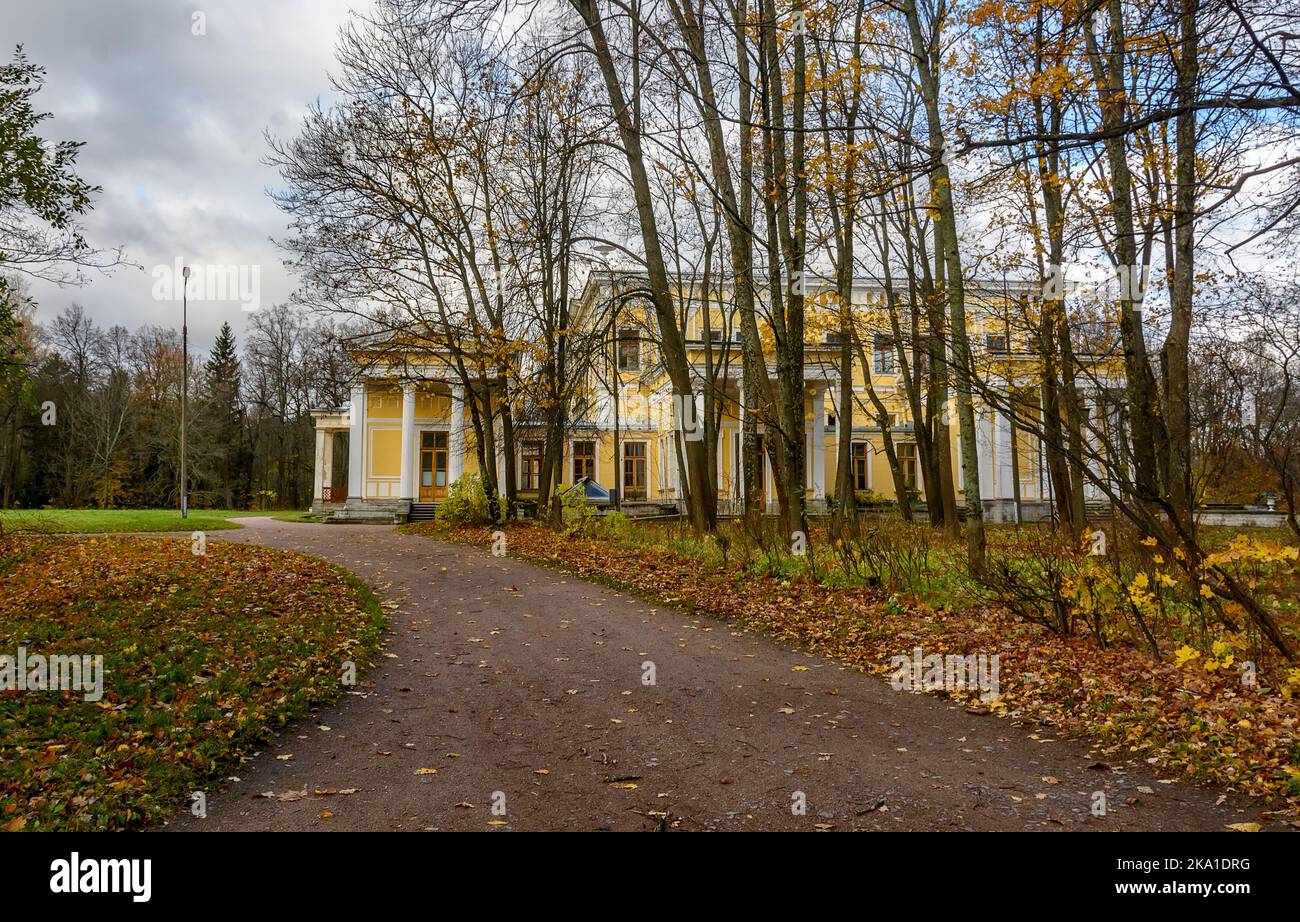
[735,429,743,503]
[811,384,826,499]
[763,446,773,513]
[998,409,1014,501]
[314,428,327,502]
[982,408,993,496]
[736,380,745,501]
[322,431,334,498]
[717,432,725,500]
[399,384,416,499]
[449,384,465,482]
[348,382,366,499]
[495,422,506,488]
[1083,391,1100,499]
[832,380,841,491]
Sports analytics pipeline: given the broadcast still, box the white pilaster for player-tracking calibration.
[348,382,366,499]
[399,384,416,499]
[449,384,465,482]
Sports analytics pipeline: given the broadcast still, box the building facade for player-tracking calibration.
[312,272,1119,523]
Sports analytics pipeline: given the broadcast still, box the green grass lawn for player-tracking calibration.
[0,508,288,533]
[264,510,326,524]
[0,534,385,831]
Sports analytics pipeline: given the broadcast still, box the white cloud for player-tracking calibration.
[8,0,372,350]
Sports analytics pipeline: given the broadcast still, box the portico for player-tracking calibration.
[310,409,350,513]
[319,375,471,523]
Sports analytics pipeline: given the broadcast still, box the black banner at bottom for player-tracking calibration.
[0,831,1284,910]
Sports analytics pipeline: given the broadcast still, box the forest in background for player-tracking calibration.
[0,280,352,511]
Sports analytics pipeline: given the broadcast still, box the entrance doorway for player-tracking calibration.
[419,431,449,500]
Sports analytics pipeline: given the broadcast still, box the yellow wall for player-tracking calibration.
[342,275,1093,506]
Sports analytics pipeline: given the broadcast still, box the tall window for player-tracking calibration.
[521,440,543,491]
[914,338,931,375]
[851,441,870,492]
[623,441,647,500]
[897,442,917,489]
[617,328,640,371]
[572,440,595,483]
[872,334,895,374]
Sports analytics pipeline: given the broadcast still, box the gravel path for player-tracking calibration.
[161,517,1278,831]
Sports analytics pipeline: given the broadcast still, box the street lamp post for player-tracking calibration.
[181,265,190,519]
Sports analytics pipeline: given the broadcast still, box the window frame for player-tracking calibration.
[622,440,648,500]
[617,328,641,372]
[896,441,918,489]
[572,439,596,484]
[872,333,896,374]
[850,440,870,492]
[520,439,544,492]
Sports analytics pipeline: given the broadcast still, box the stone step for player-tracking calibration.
[328,498,410,525]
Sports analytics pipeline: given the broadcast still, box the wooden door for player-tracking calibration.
[419,431,449,500]
[623,441,647,500]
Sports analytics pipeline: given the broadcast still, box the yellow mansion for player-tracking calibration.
[311,271,1118,523]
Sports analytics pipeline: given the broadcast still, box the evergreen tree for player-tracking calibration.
[197,322,250,508]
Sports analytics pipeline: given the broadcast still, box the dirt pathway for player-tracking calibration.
[161,517,1277,831]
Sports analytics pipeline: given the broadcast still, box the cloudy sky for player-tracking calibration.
[8,0,372,350]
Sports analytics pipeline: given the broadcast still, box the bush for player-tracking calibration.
[854,490,898,511]
[555,484,594,535]
[601,509,632,540]
[435,473,494,525]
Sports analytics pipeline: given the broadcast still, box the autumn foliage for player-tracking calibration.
[413,519,1300,814]
[0,535,384,831]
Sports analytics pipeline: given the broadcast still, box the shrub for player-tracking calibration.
[601,509,632,541]
[435,473,493,525]
[829,516,934,594]
[555,484,594,535]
